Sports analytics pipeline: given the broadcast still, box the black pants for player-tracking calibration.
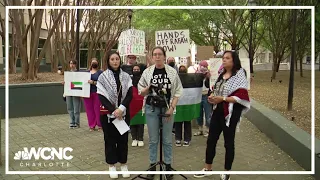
[130,124,144,141]
[175,121,192,142]
[205,104,242,170]
[100,115,129,164]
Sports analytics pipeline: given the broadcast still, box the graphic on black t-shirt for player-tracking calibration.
[150,74,171,89]
[146,68,172,106]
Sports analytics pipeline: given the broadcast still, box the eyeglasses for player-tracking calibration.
[152,53,164,57]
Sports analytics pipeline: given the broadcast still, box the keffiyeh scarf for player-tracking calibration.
[213,68,250,127]
[97,69,132,108]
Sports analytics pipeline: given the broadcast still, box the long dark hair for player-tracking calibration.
[106,51,121,70]
[214,51,246,88]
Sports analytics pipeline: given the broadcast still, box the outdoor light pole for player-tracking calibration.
[248,0,256,74]
[287,0,298,111]
[76,0,80,70]
[128,9,133,29]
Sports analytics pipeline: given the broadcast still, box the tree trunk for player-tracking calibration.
[87,42,95,68]
[295,56,298,71]
[48,37,57,73]
[20,49,29,80]
[9,26,17,74]
[318,53,320,71]
[51,56,58,73]
[299,56,303,77]
[19,43,29,80]
[276,58,281,72]
[271,55,277,80]
[9,53,16,74]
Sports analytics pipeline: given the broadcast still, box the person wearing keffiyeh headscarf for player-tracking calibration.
[194,51,250,180]
[96,51,133,179]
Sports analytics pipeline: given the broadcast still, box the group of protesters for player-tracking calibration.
[63,48,250,180]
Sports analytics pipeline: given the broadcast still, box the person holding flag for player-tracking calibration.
[130,64,145,147]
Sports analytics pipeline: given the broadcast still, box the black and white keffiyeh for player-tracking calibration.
[97,69,132,107]
[220,68,248,97]
[213,68,250,128]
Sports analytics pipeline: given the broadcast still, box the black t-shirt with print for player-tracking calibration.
[146,67,172,107]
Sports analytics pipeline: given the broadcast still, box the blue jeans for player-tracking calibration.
[145,105,174,164]
[66,96,81,125]
[196,95,212,128]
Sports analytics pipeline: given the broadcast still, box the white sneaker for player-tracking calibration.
[131,140,138,147]
[138,141,144,147]
[109,166,118,179]
[121,165,130,178]
[193,168,213,178]
[220,174,231,180]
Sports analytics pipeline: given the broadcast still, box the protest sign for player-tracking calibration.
[155,29,190,57]
[64,72,91,97]
[197,46,214,60]
[118,29,145,56]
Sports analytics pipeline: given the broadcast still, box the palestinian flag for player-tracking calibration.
[129,73,204,125]
[174,73,203,122]
[70,82,83,90]
[129,86,145,125]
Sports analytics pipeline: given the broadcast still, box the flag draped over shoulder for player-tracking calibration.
[129,73,204,124]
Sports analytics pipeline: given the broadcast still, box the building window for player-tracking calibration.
[80,49,88,69]
[38,38,46,65]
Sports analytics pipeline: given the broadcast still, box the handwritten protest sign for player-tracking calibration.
[209,58,251,90]
[155,29,190,57]
[197,46,214,60]
[64,72,91,97]
[118,29,145,56]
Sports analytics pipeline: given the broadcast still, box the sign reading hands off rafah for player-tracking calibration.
[118,29,146,56]
[64,71,91,98]
[155,29,190,57]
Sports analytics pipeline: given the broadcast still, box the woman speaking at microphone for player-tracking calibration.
[138,46,183,180]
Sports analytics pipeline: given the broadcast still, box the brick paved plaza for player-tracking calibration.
[0,113,314,180]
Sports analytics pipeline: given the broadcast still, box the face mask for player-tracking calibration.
[200,66,208,73]
[133,71,140,76]
[91,63,98,68]
[179,70,187,73]
[168,62,175,67]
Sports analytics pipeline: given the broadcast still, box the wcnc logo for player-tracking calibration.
[14,147,73,161]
